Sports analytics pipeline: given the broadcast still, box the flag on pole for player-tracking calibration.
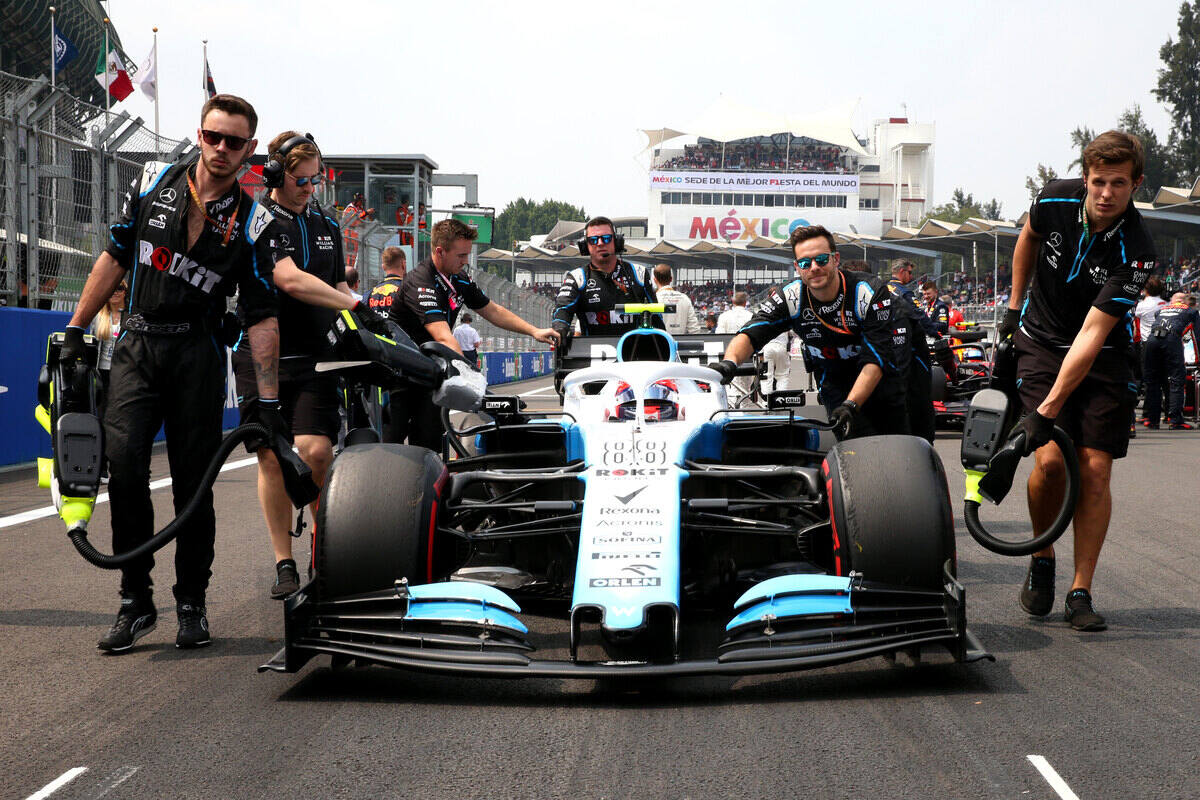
[53,25,79,72]
[203,55,217,99]
[94,49,134,101]
[137,43,157,101]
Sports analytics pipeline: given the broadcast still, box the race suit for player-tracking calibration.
[739,269,908,438]
[233,196,347,445]
[551,260,661,337]
[1016,178,1156,458]
[387,258,490,449]
[1143,301,1200,426]
[103,157,279,603]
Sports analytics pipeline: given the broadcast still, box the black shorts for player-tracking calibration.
[233,351,340,448]
[1015,332,1136,459]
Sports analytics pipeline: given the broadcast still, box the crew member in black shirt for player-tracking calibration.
[62,95,284,652]
[551,216,662,337]
[1142,292,1199,429]
[713,225,908,439]
[1000,130,1156,632]
[387,218,557,449]
[231,131,387,599]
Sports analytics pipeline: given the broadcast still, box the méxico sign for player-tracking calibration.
[664,208,855,241]
[650,170,859,194]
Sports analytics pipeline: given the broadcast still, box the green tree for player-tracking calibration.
[1154,1,1200,181]
[494,198,588,252]
[924,188,1003,224]
[1117,105,1180,200]
[1025,163,1060,200]
[1067,126,1096,175]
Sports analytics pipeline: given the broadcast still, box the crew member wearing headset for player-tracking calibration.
[713,225,908,440]
[551,216,662,338]
[232,131,389,600]
[61,95,285,653]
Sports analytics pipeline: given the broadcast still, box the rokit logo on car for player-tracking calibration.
[593,467,670,477]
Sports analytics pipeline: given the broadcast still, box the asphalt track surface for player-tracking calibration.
[3,371,1198,799]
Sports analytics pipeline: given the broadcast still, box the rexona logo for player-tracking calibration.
[690,209,811,241]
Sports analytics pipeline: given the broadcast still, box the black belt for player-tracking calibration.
[123,314,207,336]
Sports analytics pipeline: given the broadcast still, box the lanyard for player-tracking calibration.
[805,272,853,335]
[186,170,241,247]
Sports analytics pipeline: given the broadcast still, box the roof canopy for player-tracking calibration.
[642,97,869,156]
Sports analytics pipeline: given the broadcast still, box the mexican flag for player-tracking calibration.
[94,49,134,101]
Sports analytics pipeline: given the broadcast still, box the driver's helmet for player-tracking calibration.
[607,380,682,422]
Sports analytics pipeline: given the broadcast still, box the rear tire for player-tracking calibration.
[315,444,447,599]
[824,435,954,589]
[930,366,947,402]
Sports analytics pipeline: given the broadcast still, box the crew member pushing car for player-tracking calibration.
[551,216,662,337]
[1142,291,1199,430]
[713,225,909,440]
[60,95,285,652]
[387,218,558,449]
[231,131,388,600]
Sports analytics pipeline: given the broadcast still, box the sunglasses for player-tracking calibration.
[586,234,614,245]
[200,129,250,150]
[794,253,834,270]
[114,285,128,292]
[288,172,324,187]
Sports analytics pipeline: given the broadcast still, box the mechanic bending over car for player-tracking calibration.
[551,216,663,338]
[58,95,290,653]
[230,131,389,600]
[712,225,910,440]
[387,218,559,449]
[1142,291,1199,430]
[999,130,1156,632]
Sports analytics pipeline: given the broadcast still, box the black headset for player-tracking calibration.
[577,217,625,256]
[262,133,319,189]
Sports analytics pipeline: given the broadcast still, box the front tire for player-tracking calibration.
[824,435,954,589]
[315,444,447,599]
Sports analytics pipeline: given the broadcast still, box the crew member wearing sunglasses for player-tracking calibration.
[712,225,909,440]
[230,130,388,600]
[551,216,663,338]
[60,94,290,652]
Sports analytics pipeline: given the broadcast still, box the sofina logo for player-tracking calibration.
[689,209,811,241]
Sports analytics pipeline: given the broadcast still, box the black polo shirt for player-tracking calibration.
[391,258,489,346]
[1020,178,1156,350]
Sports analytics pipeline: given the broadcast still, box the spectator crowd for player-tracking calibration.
[657,140,856,174]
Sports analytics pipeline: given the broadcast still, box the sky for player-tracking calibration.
[94,0,1186,225]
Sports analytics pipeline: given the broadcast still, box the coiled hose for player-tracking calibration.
[68,423,270,569]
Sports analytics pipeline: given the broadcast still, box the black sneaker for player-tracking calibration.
[1019,556,1055,616]
[271,559,300,599]
[176,602,212,648]
[1064,589,1107,631]
[97,595,157,653]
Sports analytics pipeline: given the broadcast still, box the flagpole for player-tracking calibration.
[49,6,56,90]
[152,26,159,156]
[202,39,208,105]
[103,16,111,124]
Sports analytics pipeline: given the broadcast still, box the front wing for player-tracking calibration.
[260,563,992,678]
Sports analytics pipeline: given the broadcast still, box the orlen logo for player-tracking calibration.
[690,209,811,241]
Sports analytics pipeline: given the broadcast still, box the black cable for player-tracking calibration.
[67,424,268,569]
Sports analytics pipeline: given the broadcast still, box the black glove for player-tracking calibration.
[352,300,390,338]
[1014,411,1055,455]
[710,359,738,385]
[61,325,87,365]
[829,401,858,440]
[997,308,1021,341]
[248,397,290,451]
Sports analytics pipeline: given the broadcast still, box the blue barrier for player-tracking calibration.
[1,309,240,468]
[482,350,553,386]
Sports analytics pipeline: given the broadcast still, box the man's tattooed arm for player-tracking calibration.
[246,317,280,398]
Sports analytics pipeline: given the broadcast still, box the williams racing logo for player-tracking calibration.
[137,240,222,293]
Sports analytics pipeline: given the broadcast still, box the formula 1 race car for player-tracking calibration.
[261,314,991,680]
[931,327,993,429]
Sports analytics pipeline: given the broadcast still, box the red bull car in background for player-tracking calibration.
[262,315,991,680]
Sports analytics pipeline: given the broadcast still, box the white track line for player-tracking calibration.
[93,766,139,798]
[25,767,87,800]
[0,457,257,530]
[1027,755,1081,800]
[518,386,557,396]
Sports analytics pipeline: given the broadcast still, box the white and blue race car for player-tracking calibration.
[261,313,991,679]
